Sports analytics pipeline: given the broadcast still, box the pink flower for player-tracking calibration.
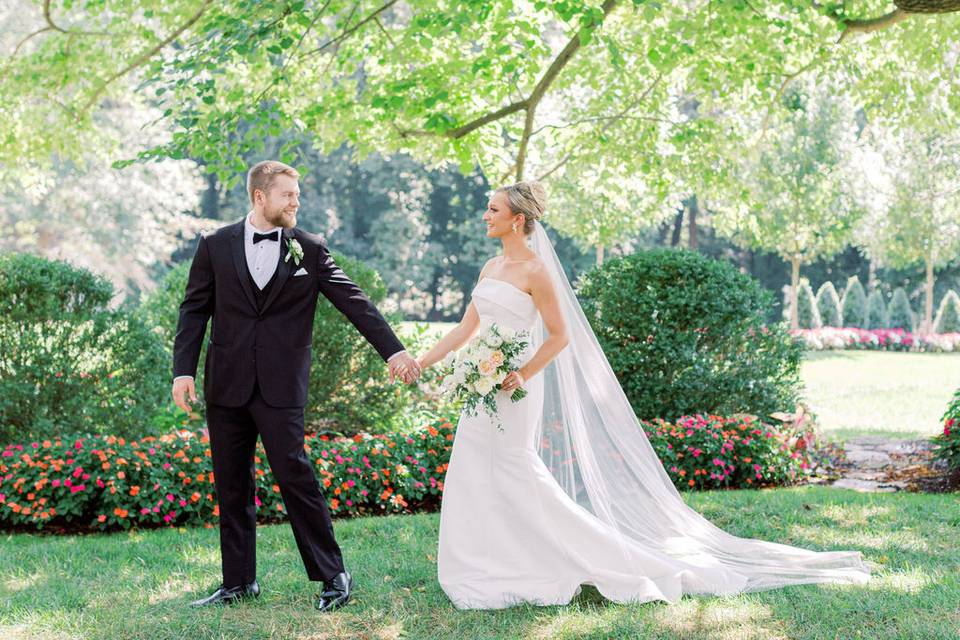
[346,480,355,488]
[691,448,702,458]
[141,508,151,515]
[52,479,61,488]
[72,467,83,478]
[70,484,85,493]
[178,499,187,507]
[162,463,171,470]
[166,494,174,502]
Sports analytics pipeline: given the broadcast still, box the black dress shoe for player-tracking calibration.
[189,579,261,607]
[315,571,352,612]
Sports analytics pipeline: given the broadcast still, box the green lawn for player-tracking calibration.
[800,351,960,440]
[2,487,957,640]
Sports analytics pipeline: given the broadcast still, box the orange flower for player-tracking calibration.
[688,479,695,487]
[117,471,125,480]
[213,505,220,516]
[330,499,340,510]
[114,507,128,518]
[191,492,201,502]
[97,514,106,523]
[272,484,280,493]
[130,486,140,496]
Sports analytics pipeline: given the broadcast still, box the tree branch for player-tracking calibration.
[299,0,397,58]
[83,0,213,111]
[536,71,665,182]
[837,8,910,42]
[515,0,619,179]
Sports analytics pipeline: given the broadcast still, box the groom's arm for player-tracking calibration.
[172,233,215,380]
[315,240,405,362]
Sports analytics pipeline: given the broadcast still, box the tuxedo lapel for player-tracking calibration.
[259,227,295,317]
[231,220,259,314]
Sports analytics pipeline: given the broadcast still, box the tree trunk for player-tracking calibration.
[670,208,684,247]
[790,256,801,331]
[687,196,698,250]
[868,258,877,291]
[924,257,935,333]
[596,244,605,266]
[895,0,960,12]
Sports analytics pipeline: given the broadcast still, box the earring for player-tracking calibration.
[512,222,519,234]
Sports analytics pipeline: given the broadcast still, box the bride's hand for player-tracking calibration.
[501,370,525,393]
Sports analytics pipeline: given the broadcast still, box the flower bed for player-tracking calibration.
[642,414,814,490]
[2,413,816,533]
[933,389,960,475]
[791,328,960,352]
[0,420,454,532]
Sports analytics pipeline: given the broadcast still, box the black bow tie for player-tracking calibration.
[253,230,279,244]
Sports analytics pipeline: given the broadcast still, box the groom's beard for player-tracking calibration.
[265,206,297,228]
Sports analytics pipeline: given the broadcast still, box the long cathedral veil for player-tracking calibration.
[527,220,872,591]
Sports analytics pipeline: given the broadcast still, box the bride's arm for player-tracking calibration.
[416,303,481,370]
[502,266,569,392]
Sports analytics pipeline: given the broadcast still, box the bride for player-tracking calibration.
[415,181,872,610]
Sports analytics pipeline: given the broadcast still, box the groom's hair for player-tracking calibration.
[247,161,300,205]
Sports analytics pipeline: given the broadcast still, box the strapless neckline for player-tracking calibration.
[478,277,532,298]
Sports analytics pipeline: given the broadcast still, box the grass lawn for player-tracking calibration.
[2,486,957,640]
[800,351,960,441]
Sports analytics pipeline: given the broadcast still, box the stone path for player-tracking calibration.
[828,436,954,493]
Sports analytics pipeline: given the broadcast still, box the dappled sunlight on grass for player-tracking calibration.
[1,489,956,640]
[647,596,788,640]
[1,572,42,594]
[855,566,934,595]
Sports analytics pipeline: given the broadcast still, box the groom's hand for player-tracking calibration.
[388,352,421,384]
[172,377,198,413]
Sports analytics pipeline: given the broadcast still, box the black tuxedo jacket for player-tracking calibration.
[172,219,404,408]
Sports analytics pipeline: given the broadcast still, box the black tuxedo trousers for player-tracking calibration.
[172,219,404,586]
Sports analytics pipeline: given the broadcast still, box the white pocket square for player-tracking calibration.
[293,267,308,276]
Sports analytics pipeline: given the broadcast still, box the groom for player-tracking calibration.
[171,160,421,611]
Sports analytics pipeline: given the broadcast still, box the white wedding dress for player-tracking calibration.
[437,222,872,610]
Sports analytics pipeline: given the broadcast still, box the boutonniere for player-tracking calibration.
[284,238,304,266]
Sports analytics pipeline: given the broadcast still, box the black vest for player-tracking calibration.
[246,252,281,313]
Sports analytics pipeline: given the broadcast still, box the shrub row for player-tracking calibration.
[1,413,816,533]
[788,276,960,333]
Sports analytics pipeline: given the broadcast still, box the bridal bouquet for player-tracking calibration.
[441,323,531,431]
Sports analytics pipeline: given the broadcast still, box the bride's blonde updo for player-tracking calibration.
[496,181,547,235]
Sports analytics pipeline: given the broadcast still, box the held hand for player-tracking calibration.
[388,352,422,384]
[500,370,525,394]
[172,378,197,413]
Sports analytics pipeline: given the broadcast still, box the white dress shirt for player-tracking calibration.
[173,214,407,383]
[245,211,282,291]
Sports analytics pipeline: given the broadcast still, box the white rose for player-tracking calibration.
[442,351,457,368]
[474,377,495,396]
[484,332,503,348]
